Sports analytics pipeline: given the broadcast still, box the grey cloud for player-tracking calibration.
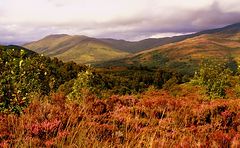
[94,1,240,40]
[2,0,240,44]
[190,2,240,29]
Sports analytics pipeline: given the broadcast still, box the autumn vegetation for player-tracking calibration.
[1,47,240,147]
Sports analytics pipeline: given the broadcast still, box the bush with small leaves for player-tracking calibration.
[0,49,30,114]
[68,69,106,103]
[0,47,85,114]
[192,59,232,99]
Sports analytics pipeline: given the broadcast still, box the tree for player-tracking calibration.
[192,59,232,99]
[68,69,106,102]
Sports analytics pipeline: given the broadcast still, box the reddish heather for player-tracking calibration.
[0,86,240,147]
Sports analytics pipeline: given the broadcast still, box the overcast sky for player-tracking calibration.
[1,0,240,44]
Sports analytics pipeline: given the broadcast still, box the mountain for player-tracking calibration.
[23,34,130,64]
[100,36,194,53]
[23,31,206,64]
[100,25,239,54]
[23,33,198,64]
[196,22,240,35]
[99,23,240,54]
[24,22,240,66]
[98,23,240,74]
[23,33,199,64]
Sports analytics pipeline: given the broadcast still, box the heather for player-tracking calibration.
[1,87,240,147]
[1,47,240,147]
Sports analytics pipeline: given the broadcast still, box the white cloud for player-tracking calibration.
[149,32,193,39]
[0,0,240,43]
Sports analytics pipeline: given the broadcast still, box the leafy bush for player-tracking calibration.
[68,69,107,102]
[192,59,232,99]
[0,49,31,114]
[0,47,86,114]
[98,68,184,95]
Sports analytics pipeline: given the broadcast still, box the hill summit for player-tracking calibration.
[97,22,240,74]
[23,34,130,64]
[24,22,240,66]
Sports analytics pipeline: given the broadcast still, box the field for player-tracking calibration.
[2,1,240,147]
[1,43,240,148]
[1,84,240,147]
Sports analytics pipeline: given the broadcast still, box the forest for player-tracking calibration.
[1,46,240,147]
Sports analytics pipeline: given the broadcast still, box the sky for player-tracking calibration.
[1,0,240,44]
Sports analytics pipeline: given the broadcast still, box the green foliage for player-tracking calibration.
[67,67,185,103]
[0,49,30,114]
[153,69,176,88]
[68,69,107,102]
[0,47,86,114]
[68,70,94,101]
[234,84,240,97]
[162,77,179,90]
[192,59,232,99]
[96,68,184,95]
[57,79,75,96]
[226,56,238,74]
[0,46,188,113]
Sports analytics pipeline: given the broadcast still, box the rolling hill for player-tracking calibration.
[24,22,240,67]
[98,23,240,74]
[23,33,199,64]
[23,35,130,64]
[99,23,240,53]
[99,35,195,53]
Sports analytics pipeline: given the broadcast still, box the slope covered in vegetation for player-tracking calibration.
[0,46,87,114]
[23,34,129,64]
[1,45,240,147]
[1,86,240,147]
[96,23,240,74]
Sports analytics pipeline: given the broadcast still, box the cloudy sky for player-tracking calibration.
[1,0,240,44]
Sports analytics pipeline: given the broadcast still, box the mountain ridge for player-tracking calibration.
[23,34,130,64]
[96,22,240,74]
[24,22,240,65]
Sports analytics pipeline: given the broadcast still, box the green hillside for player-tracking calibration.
[23,33,201,63]
[99,23,240,53]
[23,35,129,64]
[23,23,240,69]
[100,35,195,53]
[3,23,240,148]
[97,23,240,74]
[55,38,130,64]
[3,43,240,147]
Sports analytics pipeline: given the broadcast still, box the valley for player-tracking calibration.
[1,22,240,147]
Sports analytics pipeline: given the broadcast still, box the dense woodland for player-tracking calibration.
[1,46,240,147]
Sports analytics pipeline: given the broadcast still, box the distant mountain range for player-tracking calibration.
[22,29,202,64]
[97,23,240,73]
[23,33,197,54]
[23,35,130,64]
[20,22,240,71]
[23,31,197,64]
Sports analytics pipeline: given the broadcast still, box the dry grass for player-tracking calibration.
[127,33,240,68]
[1,85,240,147]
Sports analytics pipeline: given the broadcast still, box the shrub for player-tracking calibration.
[68,69,106,102]
[0,47,86,114]
[57,79,75,96]
[192,59,232,99]
[0,49,31,114]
